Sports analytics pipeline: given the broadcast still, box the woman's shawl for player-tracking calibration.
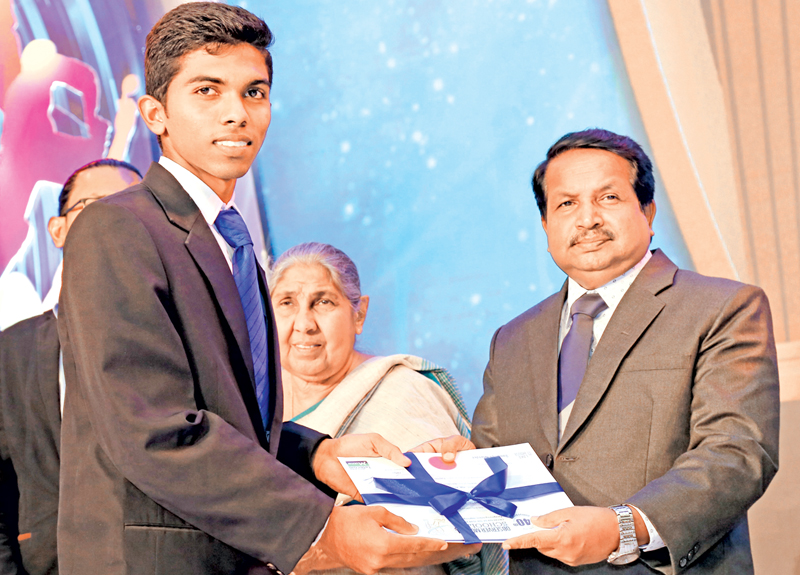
[294,354,470,447]
[293,354,508,575]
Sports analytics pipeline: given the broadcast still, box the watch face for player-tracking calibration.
[609,552,639,566]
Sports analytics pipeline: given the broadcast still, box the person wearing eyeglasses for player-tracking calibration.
[37,159,144,311]
[0,158,141,575]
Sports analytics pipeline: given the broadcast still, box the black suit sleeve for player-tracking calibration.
[277,422,336,498]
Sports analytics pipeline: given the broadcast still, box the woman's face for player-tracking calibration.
[271,263,367,385]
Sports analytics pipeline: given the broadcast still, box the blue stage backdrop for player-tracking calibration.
[244,0,692,411]
[0,0,692,413]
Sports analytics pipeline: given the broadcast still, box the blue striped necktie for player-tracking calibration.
[214,207,271,432]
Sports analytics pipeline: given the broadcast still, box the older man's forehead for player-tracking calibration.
[70,165,139,201]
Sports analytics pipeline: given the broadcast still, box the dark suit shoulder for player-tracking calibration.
[0,311,55,343]
[643,249,763,301]
[672,267,760,294]
[86,164,201,237]
[663,269,769,317]
[91,162,176,215]
[497,288,565,342]
[64,198,148,253]
[95,183,164,217]
[64,184,184,265]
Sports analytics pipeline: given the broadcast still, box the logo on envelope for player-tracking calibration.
[346,460,370,468]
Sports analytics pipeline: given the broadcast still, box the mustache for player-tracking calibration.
[569,228,615,247]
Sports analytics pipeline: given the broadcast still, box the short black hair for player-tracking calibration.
[59,159,142,216]
[145,2,274,106]
[531,128,655,218]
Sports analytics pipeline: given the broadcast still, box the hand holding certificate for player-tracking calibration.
[339,443,573,543]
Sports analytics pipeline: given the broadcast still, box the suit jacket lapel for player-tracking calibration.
[142,163,258,418]
[35,311,62,446]
[558,250,677,452]
[257,264,283,455]
[529,283,567,454]
[185,220,256,386]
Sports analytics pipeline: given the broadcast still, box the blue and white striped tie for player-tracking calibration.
[215,207,271,432]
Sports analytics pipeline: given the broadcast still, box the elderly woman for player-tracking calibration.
[269,242,506,575]
[268,242,469,449]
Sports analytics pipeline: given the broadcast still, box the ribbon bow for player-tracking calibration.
[361,453,563,544]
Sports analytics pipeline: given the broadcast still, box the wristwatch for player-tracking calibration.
[607,504,640,565]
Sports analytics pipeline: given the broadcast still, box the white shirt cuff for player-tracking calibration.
[312,518,329,546]
[628,505,665,551]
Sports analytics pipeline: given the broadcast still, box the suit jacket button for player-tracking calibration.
[687,549,695,560]
[679,557,688,568]
[693,543,700,553]
[545,453,554,469]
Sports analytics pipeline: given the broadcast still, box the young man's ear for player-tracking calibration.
[138,95,167,136]
[48,216,68,248]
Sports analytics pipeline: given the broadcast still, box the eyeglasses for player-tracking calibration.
[61,196,105,216]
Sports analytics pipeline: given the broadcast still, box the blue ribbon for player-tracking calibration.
[362,453,563,544]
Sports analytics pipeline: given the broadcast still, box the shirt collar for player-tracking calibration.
[158,156,235,227]
[567,250,652,313]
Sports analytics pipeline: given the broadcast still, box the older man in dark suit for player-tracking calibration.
[0,159,141,575]
[56,4,476,575]
[472,129,780,574]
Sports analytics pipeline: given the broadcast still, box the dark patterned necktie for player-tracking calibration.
[215,207,271,431]
[557,293,608,412]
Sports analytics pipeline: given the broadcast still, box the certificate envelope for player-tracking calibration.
[338,443,573,542]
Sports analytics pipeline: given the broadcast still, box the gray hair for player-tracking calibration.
[268,242,362,311]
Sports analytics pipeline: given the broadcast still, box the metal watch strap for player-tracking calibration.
[607,504,640,565]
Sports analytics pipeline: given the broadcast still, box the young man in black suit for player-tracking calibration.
[0,159,141,575]
[56,4,476,575]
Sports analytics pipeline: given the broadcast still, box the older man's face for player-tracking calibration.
[48,165,140,248]
[541,148,656,290]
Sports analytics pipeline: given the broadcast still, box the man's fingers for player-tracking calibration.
[503,524,560,550]
[388,534,449,554]
[380,543,482,568]
[318,505,481,573]
[439,435,475,455]
[335,475,360,500]
[373,507,423,537]
[368,434,412,468]
[532,510,564,529]
[409,435,475,462]
[503,532,540,550]
[410,441,438,453]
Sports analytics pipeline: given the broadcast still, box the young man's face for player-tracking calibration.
[140,44,272,200]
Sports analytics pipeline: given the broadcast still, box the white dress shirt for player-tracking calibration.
[556,250,664,551]
[158,157,237,269]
